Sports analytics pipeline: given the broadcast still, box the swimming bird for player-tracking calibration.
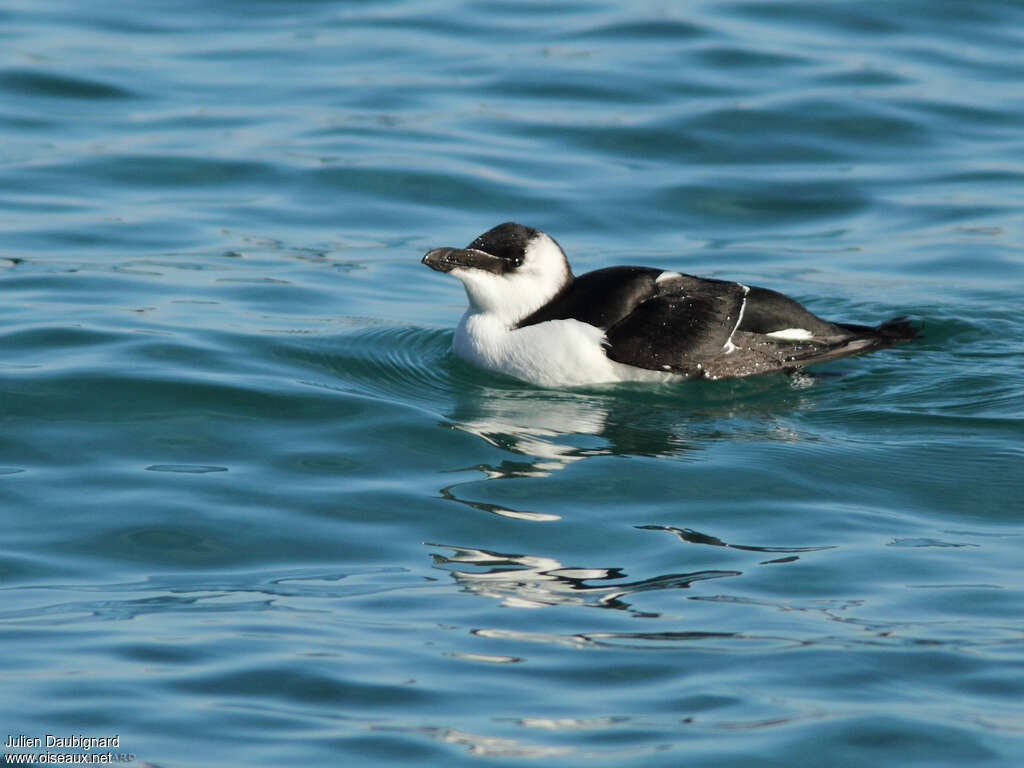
[422,222,917,388]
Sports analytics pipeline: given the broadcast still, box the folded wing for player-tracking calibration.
[604,277,748,375]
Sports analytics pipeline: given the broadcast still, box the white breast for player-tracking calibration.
[453,313,674,388]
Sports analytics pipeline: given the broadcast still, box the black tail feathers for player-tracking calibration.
[874,316,920,342]
[838,316,920,344]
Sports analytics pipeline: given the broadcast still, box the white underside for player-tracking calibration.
[454,312,676,388]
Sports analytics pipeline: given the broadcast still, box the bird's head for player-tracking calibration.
[422,222,571,325]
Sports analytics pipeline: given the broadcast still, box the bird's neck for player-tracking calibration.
[461,271,572,329]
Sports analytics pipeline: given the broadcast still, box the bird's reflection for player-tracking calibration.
[437,377,815,519]
[442,389,612,478]
[428,542,740,615]
[438,484,560,522]
[637,524,836,564]
[427,381,835,612]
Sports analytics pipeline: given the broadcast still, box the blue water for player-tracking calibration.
[2,1,1023,765]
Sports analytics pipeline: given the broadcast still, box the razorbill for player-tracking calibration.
[422,222,917,388]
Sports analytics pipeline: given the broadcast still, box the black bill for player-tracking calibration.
[422,247,508,274]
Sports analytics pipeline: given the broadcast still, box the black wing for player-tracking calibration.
[737,285,846,337]
[515,266,663,330]
[518,266,915,378]
[604,279,748,375]
[516,266,747,375]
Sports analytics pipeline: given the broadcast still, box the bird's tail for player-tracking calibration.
[837,315,920,345]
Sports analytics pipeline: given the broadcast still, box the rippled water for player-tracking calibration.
[2,1,1023,765]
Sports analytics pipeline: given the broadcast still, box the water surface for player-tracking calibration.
[2,1,1023,765]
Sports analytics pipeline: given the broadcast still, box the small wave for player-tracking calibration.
[0,68,137,100]
[145,464,228,474]
[281,324,470,408]
[566,18,708,42]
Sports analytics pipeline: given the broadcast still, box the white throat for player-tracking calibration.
[452,233,571,327]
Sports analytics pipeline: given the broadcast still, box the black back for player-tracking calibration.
[516,266,660,330]
[517,266,750,375]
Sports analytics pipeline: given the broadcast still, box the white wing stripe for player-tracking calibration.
[766,328,813,341]
[723,282,750,353]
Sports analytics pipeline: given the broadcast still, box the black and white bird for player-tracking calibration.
[422,222,917,388]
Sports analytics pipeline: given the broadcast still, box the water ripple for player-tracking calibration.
[0,68,138,100]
